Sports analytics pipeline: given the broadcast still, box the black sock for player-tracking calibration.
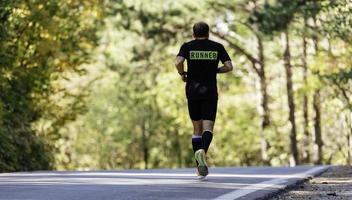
[192,135,202,166]
[192,135,202,153]
[202,131,213,153]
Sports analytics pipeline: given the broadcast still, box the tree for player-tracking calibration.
[0,0,103,171]
[282,29,299,166]
[249,0,302,165]
[209,0,271,165]
[301,17,310,163]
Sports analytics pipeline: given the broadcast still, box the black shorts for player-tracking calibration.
[187,98,218,121]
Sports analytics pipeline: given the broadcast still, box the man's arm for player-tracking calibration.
[175,56,187,82]
[175,56,186,74]
[217,60,233,73]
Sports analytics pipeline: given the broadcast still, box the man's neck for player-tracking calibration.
[194,37,208,40]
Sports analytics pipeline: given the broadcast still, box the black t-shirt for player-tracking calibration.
[177,39,231,100]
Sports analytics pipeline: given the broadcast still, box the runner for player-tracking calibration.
[174,21,233,178]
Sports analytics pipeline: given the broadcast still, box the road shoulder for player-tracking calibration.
[270,166,352,200]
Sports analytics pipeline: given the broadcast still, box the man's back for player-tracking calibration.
[177,39,231,99]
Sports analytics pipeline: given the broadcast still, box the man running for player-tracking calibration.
[175,22,233,178]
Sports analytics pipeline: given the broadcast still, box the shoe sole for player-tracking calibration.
[197,166,208,177]
[197,175,207,181]
[195,149,208,176]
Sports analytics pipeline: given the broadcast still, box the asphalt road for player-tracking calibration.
[0,166,329,200]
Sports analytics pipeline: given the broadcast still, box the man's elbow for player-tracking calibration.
[175,62,183,69]
[174,60,179,67]
[175,57,185,67]
[225,61,233,72]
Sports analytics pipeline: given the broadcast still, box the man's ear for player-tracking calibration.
[192,34,195,39]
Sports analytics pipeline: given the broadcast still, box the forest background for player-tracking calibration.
[0,0,351,172]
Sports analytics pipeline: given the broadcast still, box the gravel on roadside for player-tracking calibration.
[270,166,352,200]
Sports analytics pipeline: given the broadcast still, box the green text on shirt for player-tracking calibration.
[190,51,218,60]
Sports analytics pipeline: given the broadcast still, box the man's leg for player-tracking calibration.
[202,120,215,153]
[194,99,217,177]
[201,98,217,153]
[187,99,203,168]
[194,120,213,176]
[192,120,203,153]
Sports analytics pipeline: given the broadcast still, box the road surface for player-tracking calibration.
[0,166,329,200]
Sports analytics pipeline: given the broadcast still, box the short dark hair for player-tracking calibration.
[193,22,209,38]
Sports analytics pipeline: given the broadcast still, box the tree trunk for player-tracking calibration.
[283,30,299,166]
[175,129,183,168]
[349,112,352,166]
[344,113,352,166]
[257,36,270,165]
[141,120,149,169]
[312,20,323,165]
[302,18,310,163]
[313,89,323,164]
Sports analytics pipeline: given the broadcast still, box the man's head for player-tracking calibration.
[193,22,209,38]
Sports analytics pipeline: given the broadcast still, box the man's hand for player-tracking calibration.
[179,72,187,82]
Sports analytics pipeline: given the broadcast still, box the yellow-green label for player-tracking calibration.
[190,51,218,60]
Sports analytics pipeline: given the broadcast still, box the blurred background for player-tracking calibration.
[0,0,351,172]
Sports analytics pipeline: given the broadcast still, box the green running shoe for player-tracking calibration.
[195,149,208,177]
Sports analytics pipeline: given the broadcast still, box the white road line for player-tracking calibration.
[212,166,328,200]
[0,172,324,179]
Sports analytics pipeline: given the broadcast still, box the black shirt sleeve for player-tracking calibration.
[177,43,188,59]
[219,44,231,63]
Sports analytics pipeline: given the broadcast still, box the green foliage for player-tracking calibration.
[324,70,352,85]
[321,0,352,42]
[249,0,322,34]
[1,0,352,171]
[56,0,352,169]
[0,0,103,171]
[322,69,352,110]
